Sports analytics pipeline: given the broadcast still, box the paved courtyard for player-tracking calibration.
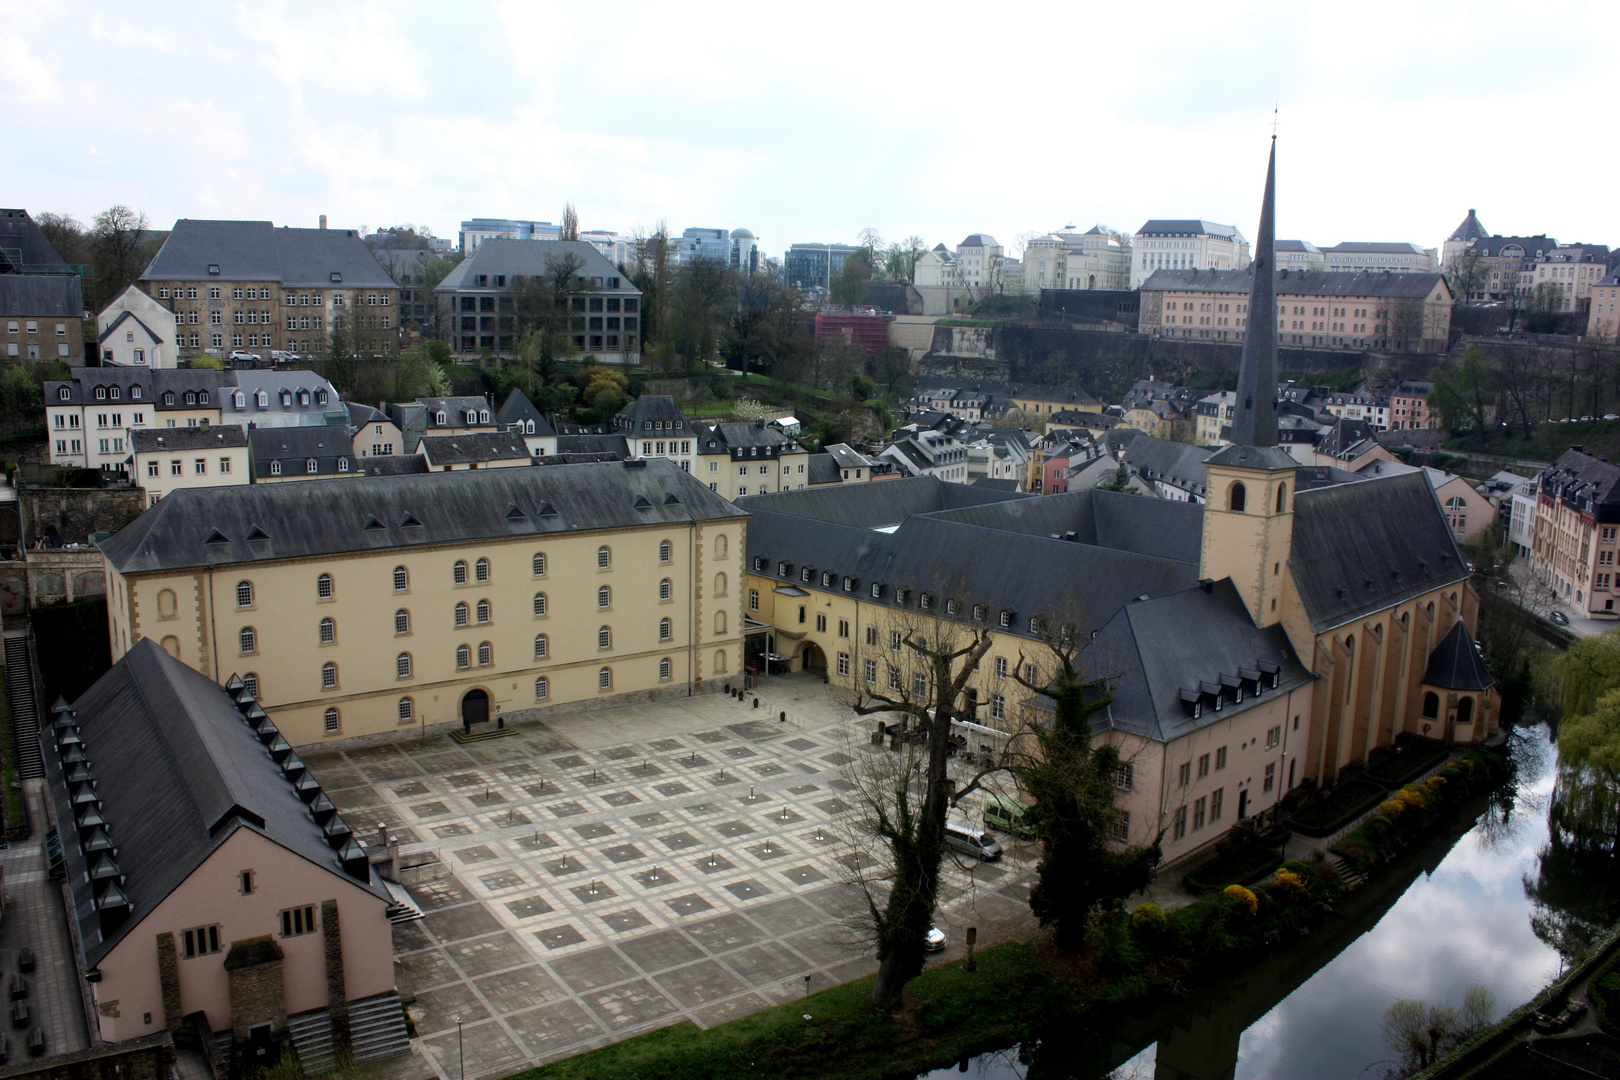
[303,675,1039,1079]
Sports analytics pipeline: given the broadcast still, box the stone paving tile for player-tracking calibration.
[616,929,706,973]
[548,946,640,993]
[446,932,532,977]
[599,909,653,933]
[654,959,750,1008]
[397,947,461,991]
[424,904,504,941]
[681,912,767,954]
[473,966,571,1011]
[422,1021,528,1078]
[414,981,492,1033]
[504,1000,606,1056]
[581,979,681,1030]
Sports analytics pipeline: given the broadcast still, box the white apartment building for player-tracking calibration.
[1022,227,1132,292]
[1322,242,1438,274]
[956,234,1004,292]
[1130,219,1249,289]
[1526,246,1610,312]
[1275,240,1325,273]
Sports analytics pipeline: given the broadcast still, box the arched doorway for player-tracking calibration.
[799,643,826,673]
[461,688,489,728]
[1455,696,1474,727]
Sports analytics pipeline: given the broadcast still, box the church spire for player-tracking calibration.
[1229,139,1278,448]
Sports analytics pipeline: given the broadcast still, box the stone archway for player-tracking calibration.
[461,688,490,728]
[799,642,826,672]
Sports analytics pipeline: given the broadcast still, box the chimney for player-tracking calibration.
[319,215,327,230]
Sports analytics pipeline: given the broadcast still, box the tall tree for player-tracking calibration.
[33,212,89,267]
[561,203,580,242]
[830,249,873,311]
[1447,247,1489,302]
[1428,346,1493,433]
[91,205,153,306]
[1525,280,1565,334]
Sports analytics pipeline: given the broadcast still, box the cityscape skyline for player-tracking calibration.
[6,1,1618,256]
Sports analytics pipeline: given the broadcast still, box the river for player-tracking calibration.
[921,721,1620,1080]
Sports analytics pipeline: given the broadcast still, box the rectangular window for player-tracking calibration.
[280,905,317,937]
[1178,762,1191,788]
[194,458,206,474]
[1172,806,1187,840]
[182,925,221,958]
[863,659,876,683]
[1116,764,1134,791]
[220,457,231,473]
[865,625,878,647]
[1197,753,1210,779]
[1215,746,1228,770]
[816,613,826,632]
[890,630,902,652]
[1193,796,1206,830]
[1266,726,1281,750]
[1210,788,1223,822]
[837,652,851,677]
[1109,811,1130,843]
[1264,762,1276,792]
[990,692,1006,720]
[838,618,849,638]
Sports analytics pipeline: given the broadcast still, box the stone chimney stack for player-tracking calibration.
[319,214,328,230]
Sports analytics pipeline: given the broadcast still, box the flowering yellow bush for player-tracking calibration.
[1379,799,1404,820]
[1224,884,1259,915]
[1425,774,1448,796]
[1273,867,1310,900]
[1395,785,1428,811]
[1131,902,1168,934]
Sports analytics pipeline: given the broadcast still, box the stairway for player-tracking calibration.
[347,992,410,1062]
[449,724,516,744]
[381,878,425,925]
[3,635,43,780]
[285,1009,336,1075]
[1327,854,1367,892]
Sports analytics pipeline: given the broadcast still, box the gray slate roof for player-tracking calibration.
[224,370,341,425]
[1448,210,1489,243]
[614,395,692,434]
[247,425,358,479]
[697,421,805,457]
[142,219,397,288]
[0,208,68,269]
[98,310,165,345]
[1123,436,1214,496]
[363,454,430,477]
[131,426,248,453]
[1325,242,1431,256]
[1136,220,1241,239]
[420,432,532,465]
[100,459,743,574]
[923,488,1202,565]
[1288,471,1470,632]
[436,240,637,294]
[417,396,495,429]
[738,475,1026,531]
[1079,580,1312,742]
[1422,619,1494,692]
[1140,268,1447,299]
[0,274,84,317]
[44,639,390,968]
[555,434,631,459]
[806,453,842,486]
[45,368,225,410]
[497,388,557,436]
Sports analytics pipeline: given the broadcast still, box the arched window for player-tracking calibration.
[319,617,335,644]
[239,626,257,654]
[659,617,672,641]
[157,589,177,618]
[316,573,333,599]
[532,552,546,576]
[598,667,612,690]
[1228,481,1246,513]
[395,609,410,634]
[598,626,612,649]
[1456,696,1474,726]
[598,585,611,608]
[477,641,492,666]
[715,534,728,559]
[713,649,728,674]
[456,644,470,669]
[660,657,672,679]
[535,676,549,700]
[1422,691,1439,718]
[398,697,414,722]
[453,560,467,584]
[659,539,672,563]
[715,611,727,634]
[236,580,254,607]
[397,653,412,678]
[659,579,672,601]
[714,572,728,597]
[324,708,340,733]
[393,566,409,592]
[305,458,317,474]
[1275,482,1288,513]
[476,598,491,623]
[533,592,547,617]
[242,672,259,697]
[597,545,611,569]
[475,557,490,582]
[161,635,180,658]
[534,634,548,659]
[454,602,469,627]
[321,662,337,689]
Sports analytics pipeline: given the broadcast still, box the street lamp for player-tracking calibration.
[455,1016,463,1080]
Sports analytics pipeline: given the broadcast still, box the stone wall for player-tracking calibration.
[223,937,287,1041]
[24,551,106,608]
[21,489,145,549]
[0,1032,172,1080]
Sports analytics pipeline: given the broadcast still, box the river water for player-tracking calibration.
[921,721,1620,1080]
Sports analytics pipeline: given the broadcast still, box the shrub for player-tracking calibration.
[1395,785,1429,812]
[1289,779,1388,837]
[1224,884,1258,916]
[1272,868,1310,902]
[1131,902,1168,936]
[1379,800,1404,820]
[1183,844,1283,894]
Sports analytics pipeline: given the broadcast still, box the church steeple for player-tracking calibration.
[1229,139,1278,448]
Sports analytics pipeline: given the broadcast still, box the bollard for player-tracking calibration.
[779,805,790,821]
[560,853,568,869]
[588,879,598,895]
[779,710,786,723]
[753,697,760,709]
[708,851,717,867]
[763,839,773,854]
[748,784,756,800]
[965,927,978,973]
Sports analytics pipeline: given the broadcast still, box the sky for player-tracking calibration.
[5,1,1618,261]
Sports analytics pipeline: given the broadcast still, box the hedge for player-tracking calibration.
[1289,778,1388,837]
[1182,842,1284,894]
[1363,737,1449,787]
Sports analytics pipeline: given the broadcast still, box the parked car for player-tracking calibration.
[227,350,261,362]
[1550,610,1570,626]
[925,925,947,952]
[985,794,1035,838]
[944,822,1003,861]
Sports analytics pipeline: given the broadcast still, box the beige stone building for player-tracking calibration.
[132,426,250,506]
[1529,448,1620,617]
[418,432,532,471]
[140,218,400,361]
[2,274,85,362]
[1131,219,1250,289]
[696,420,810,499]
[1525,245,1609,312]
[1139,269,1453,352]
[98,460,746,746]
[1589,270,1620,340]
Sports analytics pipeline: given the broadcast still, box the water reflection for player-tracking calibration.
[925,723,1620,1080]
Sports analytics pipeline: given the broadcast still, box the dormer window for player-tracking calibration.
[256,391,268,408]
[480,410,490,423]
[436,411,447,426]
[800,567,811,582]
[162,391,174,405]
[306,458,317,474]
[298,391,309,405]
[95,387,107,401]
[184,391,196,406]
[315,390,327,405]
[199,391,209,405]
[778,561,791,577]
[754,556,766,571]
[972,605,984,622]
[57,387,69,401]
[871,583,882,599]
[131,385,142,400]
[821,571,834,588]
[1029,617,1042,634]
[946,599,958,616]
[109,386,121,400]
[1193,700,1203,719]
[843,576,855,593]
[207,264,220,275]
[920,593,933,611]
[280,391,292,407]
[234,391,245,408]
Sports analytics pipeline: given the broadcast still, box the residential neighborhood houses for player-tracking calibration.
[1,142,1615,1080]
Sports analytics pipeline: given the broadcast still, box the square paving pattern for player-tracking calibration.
[303,676,1037,1073]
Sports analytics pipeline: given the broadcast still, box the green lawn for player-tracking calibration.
[518,942,1055,1080]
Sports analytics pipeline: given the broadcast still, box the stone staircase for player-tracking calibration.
[3,635,43,780]
[286,993,410,1075]
[449,724,517,745]
[1327,853,1367,892]
[286,1009,336,1075]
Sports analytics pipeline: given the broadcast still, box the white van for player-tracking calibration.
[944,821,1003,861]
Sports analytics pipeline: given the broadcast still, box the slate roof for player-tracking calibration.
[958,234,999,248]
[555,434,631,459]
[131,426,248,453]
[806,453,843,486]
[45,368,225,410]
[1468,235,1556,259]
[0,208,68,270]
[417,396,495,429]
[420,432,532,466]
[363,454,430,477]
[223,371,341,426]
[1538,449,1620,521]
[1422,619,1494,692]
[345,402,389,429]
[1325,242,1431,256]
[1136,220,1242,239]
[740,475,1026,531]
[1204,444,1297,472]
[142,220,397,288]
[614,395,692,434]
[1288,471,1470,632]
[824,444,876,470]
[696,421,805,457]
[436,240,637,294]
[1140,268,1448,299]
[247,425,359,480]
[0,274,84,317]
[1317,418,1381,459]
[100,459,743,574]
[1448,210,1489,243]
[497,388,557,436]
[1078,580,1313,742]
[920,488,1203,565]
[1122,436,1214,497]
[98,310,164,345]
[43,639,390,968]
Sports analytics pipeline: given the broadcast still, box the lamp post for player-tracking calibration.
[455,1016,463,1080]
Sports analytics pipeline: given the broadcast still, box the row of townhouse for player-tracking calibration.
[1528,448,1620,618]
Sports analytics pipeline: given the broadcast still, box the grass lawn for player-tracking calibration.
[518,941,1055,1080]
[1445,419,1620,465]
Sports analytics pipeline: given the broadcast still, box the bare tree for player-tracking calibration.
[1447,247,1489,303]
[560,203,579,242]
[91,205,153,306]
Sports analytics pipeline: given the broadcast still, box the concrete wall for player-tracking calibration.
[21,488,146,549]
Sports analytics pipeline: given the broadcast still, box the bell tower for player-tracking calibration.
[1199,135,1297,628]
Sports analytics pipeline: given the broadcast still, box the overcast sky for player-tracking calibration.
[5,1,1615,260]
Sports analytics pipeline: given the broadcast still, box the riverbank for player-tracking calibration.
[515,748,1510,1080]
